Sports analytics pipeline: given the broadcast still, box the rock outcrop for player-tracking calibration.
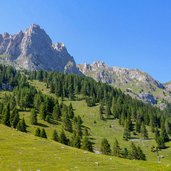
[0,24,81,74]
[78,61,164,89]
[78,61,171,106]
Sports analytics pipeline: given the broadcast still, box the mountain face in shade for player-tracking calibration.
[0,24,81,74]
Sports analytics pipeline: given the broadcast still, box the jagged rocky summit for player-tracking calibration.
[0,24,81,74]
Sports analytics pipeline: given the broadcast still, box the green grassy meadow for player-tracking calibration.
[0,80,171,170]
[0,124,170,171]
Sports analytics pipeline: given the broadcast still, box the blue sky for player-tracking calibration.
[0,0,171,82]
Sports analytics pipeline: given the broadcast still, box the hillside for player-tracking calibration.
[0,65,171,170]
[78,61,171,108]
[0,124,169,171]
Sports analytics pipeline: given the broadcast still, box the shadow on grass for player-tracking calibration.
[36,123,49,128]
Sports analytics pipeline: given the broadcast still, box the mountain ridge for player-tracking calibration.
[0,24,81,74]
[78,61,171,107]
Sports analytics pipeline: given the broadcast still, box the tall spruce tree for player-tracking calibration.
[35,127,41,137]
[123,120,131,141]
[81,136,93,152]
[60,130,69,145]
[17,118,27,132]
[2,104,11,127]
[52,129,59,141]
[30,108,37,125]
[52,102,61,120]
[100,138,111,155]
[140,123,148,140]
[112,138,121,157]
[39,103,47,120]
[40,128,47,138]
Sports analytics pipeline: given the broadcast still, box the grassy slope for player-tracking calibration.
[0,124,169,171]
[29,81,171,166]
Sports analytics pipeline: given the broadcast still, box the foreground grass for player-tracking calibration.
[0,124,170,171]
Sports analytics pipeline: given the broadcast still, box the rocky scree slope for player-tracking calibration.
[78,61,171,107]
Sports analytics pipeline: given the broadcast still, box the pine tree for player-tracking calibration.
[100,138,111,155]
[45,115,50,123]
[40,128,47,138]
[127,116,134,131]
[11,110,20,128]
[73,116,83,137]
[140,123,148,140]
[60,130,69,145]
[35,127,41,137]
[10,108,19,128]
[105,104,111,118]
[17,118,27,132]
[135,121,141,133]
[68,103,74,119]
[99,102,104,120]
[123,120,131,141]
[62,114,72,132]
[39,103,47,120]
[30,108,37,125]
[122,148,129,158]
[130,142,138,160]
[161,125,170,142]
[112,138,121,157]
[2,104,11,127]
[137,146,146,160]
[71,134,81,148]
[81,136,93,152]
[52,129,59,141]
[52,103,61,120]
[83,128,89,136]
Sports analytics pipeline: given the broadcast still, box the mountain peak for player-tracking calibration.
[0,24,81,74]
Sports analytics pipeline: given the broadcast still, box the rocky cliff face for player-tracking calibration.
[0,24,81,74]
[78,61,164,88]
[78,61,171,107]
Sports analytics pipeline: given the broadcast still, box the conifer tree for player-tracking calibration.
[83,128,89,136]
[135,121,141,133]
[130,142,138,160]
[123,120,131,141]
[30,108,37,125]
[99,102,104,120]
[140,123,148,140]
[62,114,72,132]
[161,125,170,142]
[17,118,27,132]
[137,146,146,160]
[52,102,61,120]
[39,103,47,120]
[71,134,81,148]
[122,148,129,158]
[45,115,50,123]
[100,138,111,155]
[68,103,74,119]
[35,127,41,137]
[11,110,20,128]
[105,104,111,118]
[40,128,47,138]
[60,130,69,145]
[52,129,59,141]
[81,136,93,152]
[2,104,11,127]
[112,138,121,157]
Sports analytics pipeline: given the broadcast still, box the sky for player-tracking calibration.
[0,0,171,82]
